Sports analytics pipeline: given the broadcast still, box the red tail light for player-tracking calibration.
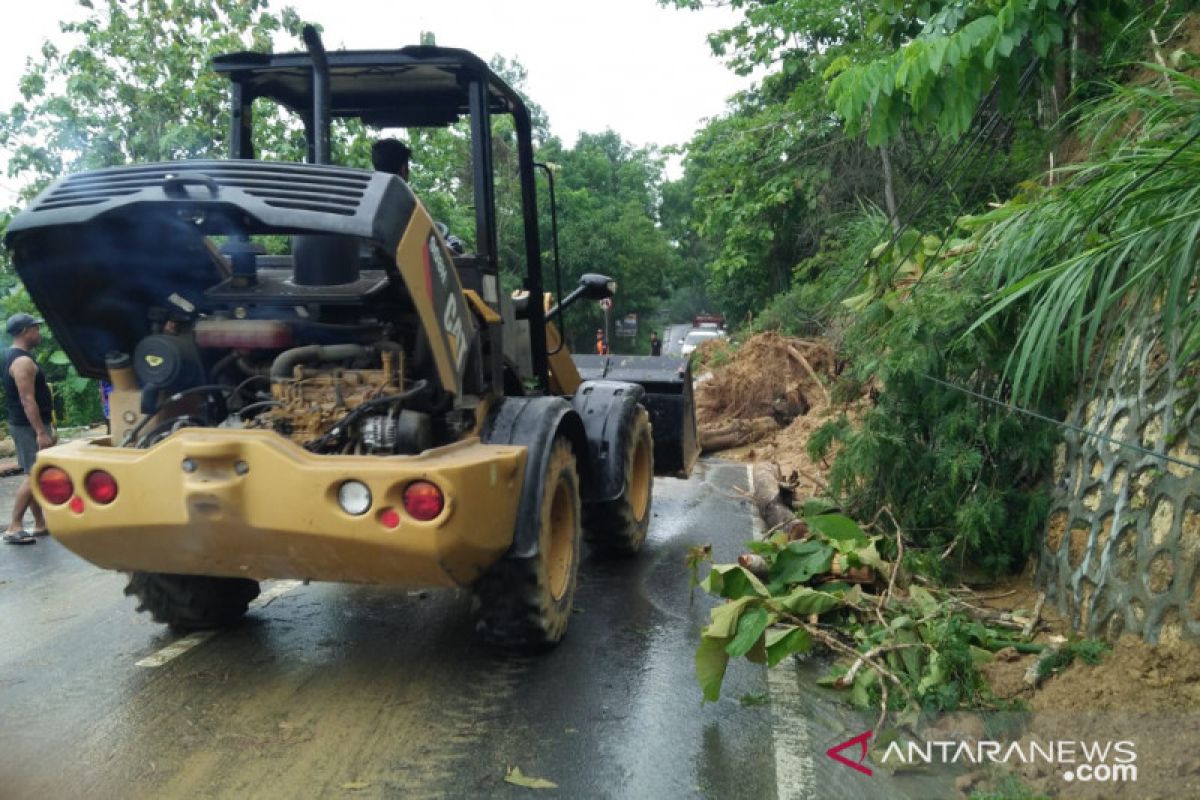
[378,507,401,529]
[402,481,444,521]
[38,467,74,505]
[84,471,119,504]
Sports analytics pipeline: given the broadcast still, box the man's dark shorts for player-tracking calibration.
[11,424,53,474]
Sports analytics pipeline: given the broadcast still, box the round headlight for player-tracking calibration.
[337,480,372,516]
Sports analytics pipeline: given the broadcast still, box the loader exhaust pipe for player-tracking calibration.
[302,25,331,165]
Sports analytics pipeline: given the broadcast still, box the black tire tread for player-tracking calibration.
[584,408,653,557]
[124,572,260,631]
[474,437,581,649]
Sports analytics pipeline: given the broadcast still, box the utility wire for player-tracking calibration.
[920,372,1200,472]
[828,83,1007,308]
[900,57,1044,296]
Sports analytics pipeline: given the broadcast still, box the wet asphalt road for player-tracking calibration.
[0,461,787,799]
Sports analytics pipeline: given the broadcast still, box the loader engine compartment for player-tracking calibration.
[114,309,463,456]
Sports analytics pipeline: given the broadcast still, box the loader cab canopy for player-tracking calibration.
[212,44,537,269]
[212,47,522,129]
[214,42,549,387]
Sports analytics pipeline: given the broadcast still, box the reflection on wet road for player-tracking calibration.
[0,462,783,799]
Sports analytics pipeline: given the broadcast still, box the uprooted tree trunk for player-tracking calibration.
[751,462,808,539]
[700,417,779,452]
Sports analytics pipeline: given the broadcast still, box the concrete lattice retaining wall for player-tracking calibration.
[1036,331,1200,644]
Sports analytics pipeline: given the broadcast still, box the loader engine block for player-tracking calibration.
[248,347,432,454]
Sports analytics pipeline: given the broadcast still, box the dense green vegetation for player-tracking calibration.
[663,0,1198,575]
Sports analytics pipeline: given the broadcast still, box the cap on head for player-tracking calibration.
[371,138,412,176]
[6,313,43,337]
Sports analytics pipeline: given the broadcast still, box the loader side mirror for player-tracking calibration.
[545,273,617,321]
[578,273,617,300]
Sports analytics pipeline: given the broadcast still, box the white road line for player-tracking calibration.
[135,579,303,668]
[250,579,304,609]
[748,464,816,800]
[135,631,218,667]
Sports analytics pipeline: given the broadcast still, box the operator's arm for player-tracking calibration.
[10,357,53,447]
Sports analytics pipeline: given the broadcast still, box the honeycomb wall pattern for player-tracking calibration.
[1037,331,1200,644]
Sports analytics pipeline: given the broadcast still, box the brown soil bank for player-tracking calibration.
[694,332,866,496]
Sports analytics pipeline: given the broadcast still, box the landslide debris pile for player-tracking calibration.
[695,332,837,453]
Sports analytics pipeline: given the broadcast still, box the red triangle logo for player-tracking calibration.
[826,730,873,776]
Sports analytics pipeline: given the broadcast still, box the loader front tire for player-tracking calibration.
[124,572,260,631]
[474,436,582,649]
[584,407,653,557]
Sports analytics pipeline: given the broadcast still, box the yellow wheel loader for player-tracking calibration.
[4,28,698,648]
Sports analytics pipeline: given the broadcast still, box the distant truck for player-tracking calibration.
[692,313,725,329]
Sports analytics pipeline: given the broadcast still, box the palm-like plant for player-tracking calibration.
[967,67,1200,403]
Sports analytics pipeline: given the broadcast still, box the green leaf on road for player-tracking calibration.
[701,565,769,599]
[696,635,732,702]
[704,596,756,638]
[504,766,558,789]
[778,587,841,616]
[765,626,812,667]
[768,540,834,591]
[726,605,773,658]
[807,514,869,547]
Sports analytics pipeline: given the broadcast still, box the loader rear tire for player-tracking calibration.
[584,407,653,557]
[124,572,260,631]
[474,436,582,649]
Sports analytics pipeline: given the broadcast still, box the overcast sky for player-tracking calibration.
[0,0,753,200]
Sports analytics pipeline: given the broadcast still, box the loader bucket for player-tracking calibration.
[572,354,699,478]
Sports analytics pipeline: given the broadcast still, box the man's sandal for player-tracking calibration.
[2,530,36,545]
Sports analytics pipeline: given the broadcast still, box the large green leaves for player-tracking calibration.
[727,606,774,658]
[768,539,835,591]
[696,636,732,703]
[825,0,1115,143]
[807,514,869,547]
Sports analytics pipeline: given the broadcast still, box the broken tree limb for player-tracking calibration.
[699,416,779,452]
[1024,645,1063,688]
[751,462,809,540]
[1022,592,1046,639]
[786,345,832,407]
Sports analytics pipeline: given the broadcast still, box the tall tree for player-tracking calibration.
[539,131,679,352]
[0,0,305,200]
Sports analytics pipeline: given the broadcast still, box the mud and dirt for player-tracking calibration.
[694,332,868,497]
[701,332,1200,798]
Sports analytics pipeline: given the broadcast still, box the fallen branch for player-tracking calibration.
[798,621,913,705]
[949,589,1016,600]
[948,598,1028,630]
[752,463,809,539]
[1022,592,1046,639]
[786,345,832,407]
[838,642,928,688]
[876,506,904,612]
[700,416,779,452]
[787,464,830,494]
[1024,644,1062,688]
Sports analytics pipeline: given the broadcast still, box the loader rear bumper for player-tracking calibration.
[32,430,527,587]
